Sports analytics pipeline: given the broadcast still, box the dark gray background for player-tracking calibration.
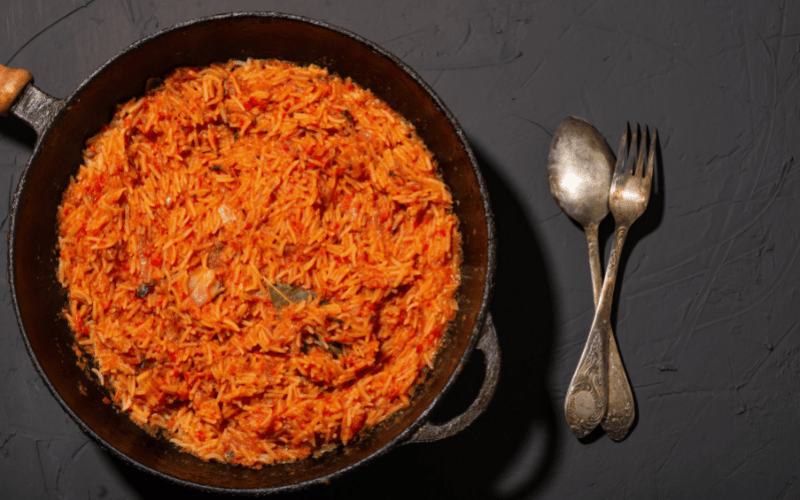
[1,0,798,498]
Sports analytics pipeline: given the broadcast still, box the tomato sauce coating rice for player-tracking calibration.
[56,59,461,467]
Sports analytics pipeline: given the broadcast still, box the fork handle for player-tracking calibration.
[591,227,636,441]
[595,225,628,331]
[603,336,635,440]
[589,224,630,352]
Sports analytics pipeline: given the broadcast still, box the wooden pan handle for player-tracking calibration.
[0,64,34,116]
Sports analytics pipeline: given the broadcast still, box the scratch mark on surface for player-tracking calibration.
[427,69,445,89]
[5,0,98,65]
[635,381,666,389]
[509,113,553,137]
[455,19,473,56]
[516,53,545,91]
[70,439,91,460]
[675,198,734,218]
[121,0,139,25]
[34,439,50,498]
[771,476,798,500]
[424,51,523,70]
[556,23,572,42]
[745,28,780,207]
[579,20,697,71]
[675,156,795,359]
[716,438,776,485]
[638,158,796,292]
[654,393,721,487]
[693,229,799,331]
[646,389,724,400]
[0,172,16,232]
[579,86,594,125]
[538,210,563,224]
[699,144,746,169]
[728,354,747,411]
[737,321,798,388]
[0,431,16,451]
[576,0,603,18]
[379,28,427,46]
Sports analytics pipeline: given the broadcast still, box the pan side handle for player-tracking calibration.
[407,312,500,443]
[0,64,63,137]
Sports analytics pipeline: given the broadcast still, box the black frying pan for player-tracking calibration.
[1,12,498,494]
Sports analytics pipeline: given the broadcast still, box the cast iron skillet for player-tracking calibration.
[1,12,498,494]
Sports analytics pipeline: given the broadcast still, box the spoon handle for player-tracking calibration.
[564,223,608,438]
[588,228,635,441]
[564,308,607,438]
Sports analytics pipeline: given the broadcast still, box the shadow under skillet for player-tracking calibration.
[0,114,38,153]
[466,141,559,499]
[112,140,559,500]
[0,116,37,248]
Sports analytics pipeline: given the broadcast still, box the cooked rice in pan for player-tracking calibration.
[56,58,461,467]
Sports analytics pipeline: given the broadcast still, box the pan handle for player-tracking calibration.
[0,64,63,137]
[407,312,500,443]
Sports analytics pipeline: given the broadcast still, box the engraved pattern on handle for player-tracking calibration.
[588,225,631,435]
[603,340,635,440]
[565,225,629,438]
[596,225,627,325]
[596,122,656,440]
[587,226,636,441]
[565,224,608,438]
[564,322,607,438]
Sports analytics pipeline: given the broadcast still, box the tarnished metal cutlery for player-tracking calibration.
[548,118,657,440]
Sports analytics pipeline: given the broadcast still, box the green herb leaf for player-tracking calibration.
[266,282,317,310]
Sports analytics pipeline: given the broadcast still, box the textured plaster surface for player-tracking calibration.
[1,0,799,498]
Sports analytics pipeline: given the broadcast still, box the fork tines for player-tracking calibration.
[616,122,657,182]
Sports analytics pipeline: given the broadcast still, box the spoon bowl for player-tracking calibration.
[547,116,615,228]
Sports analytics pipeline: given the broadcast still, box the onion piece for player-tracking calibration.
[188,268,220,306]
[218,203,237,225]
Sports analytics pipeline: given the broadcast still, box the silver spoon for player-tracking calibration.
[547,116,635,440]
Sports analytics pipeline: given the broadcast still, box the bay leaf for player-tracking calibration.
[266,282,317,310]
[310,335,344,357]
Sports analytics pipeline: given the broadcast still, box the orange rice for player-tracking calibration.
[56,58,461,467]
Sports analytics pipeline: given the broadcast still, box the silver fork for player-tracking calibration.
[565,123,656,439]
